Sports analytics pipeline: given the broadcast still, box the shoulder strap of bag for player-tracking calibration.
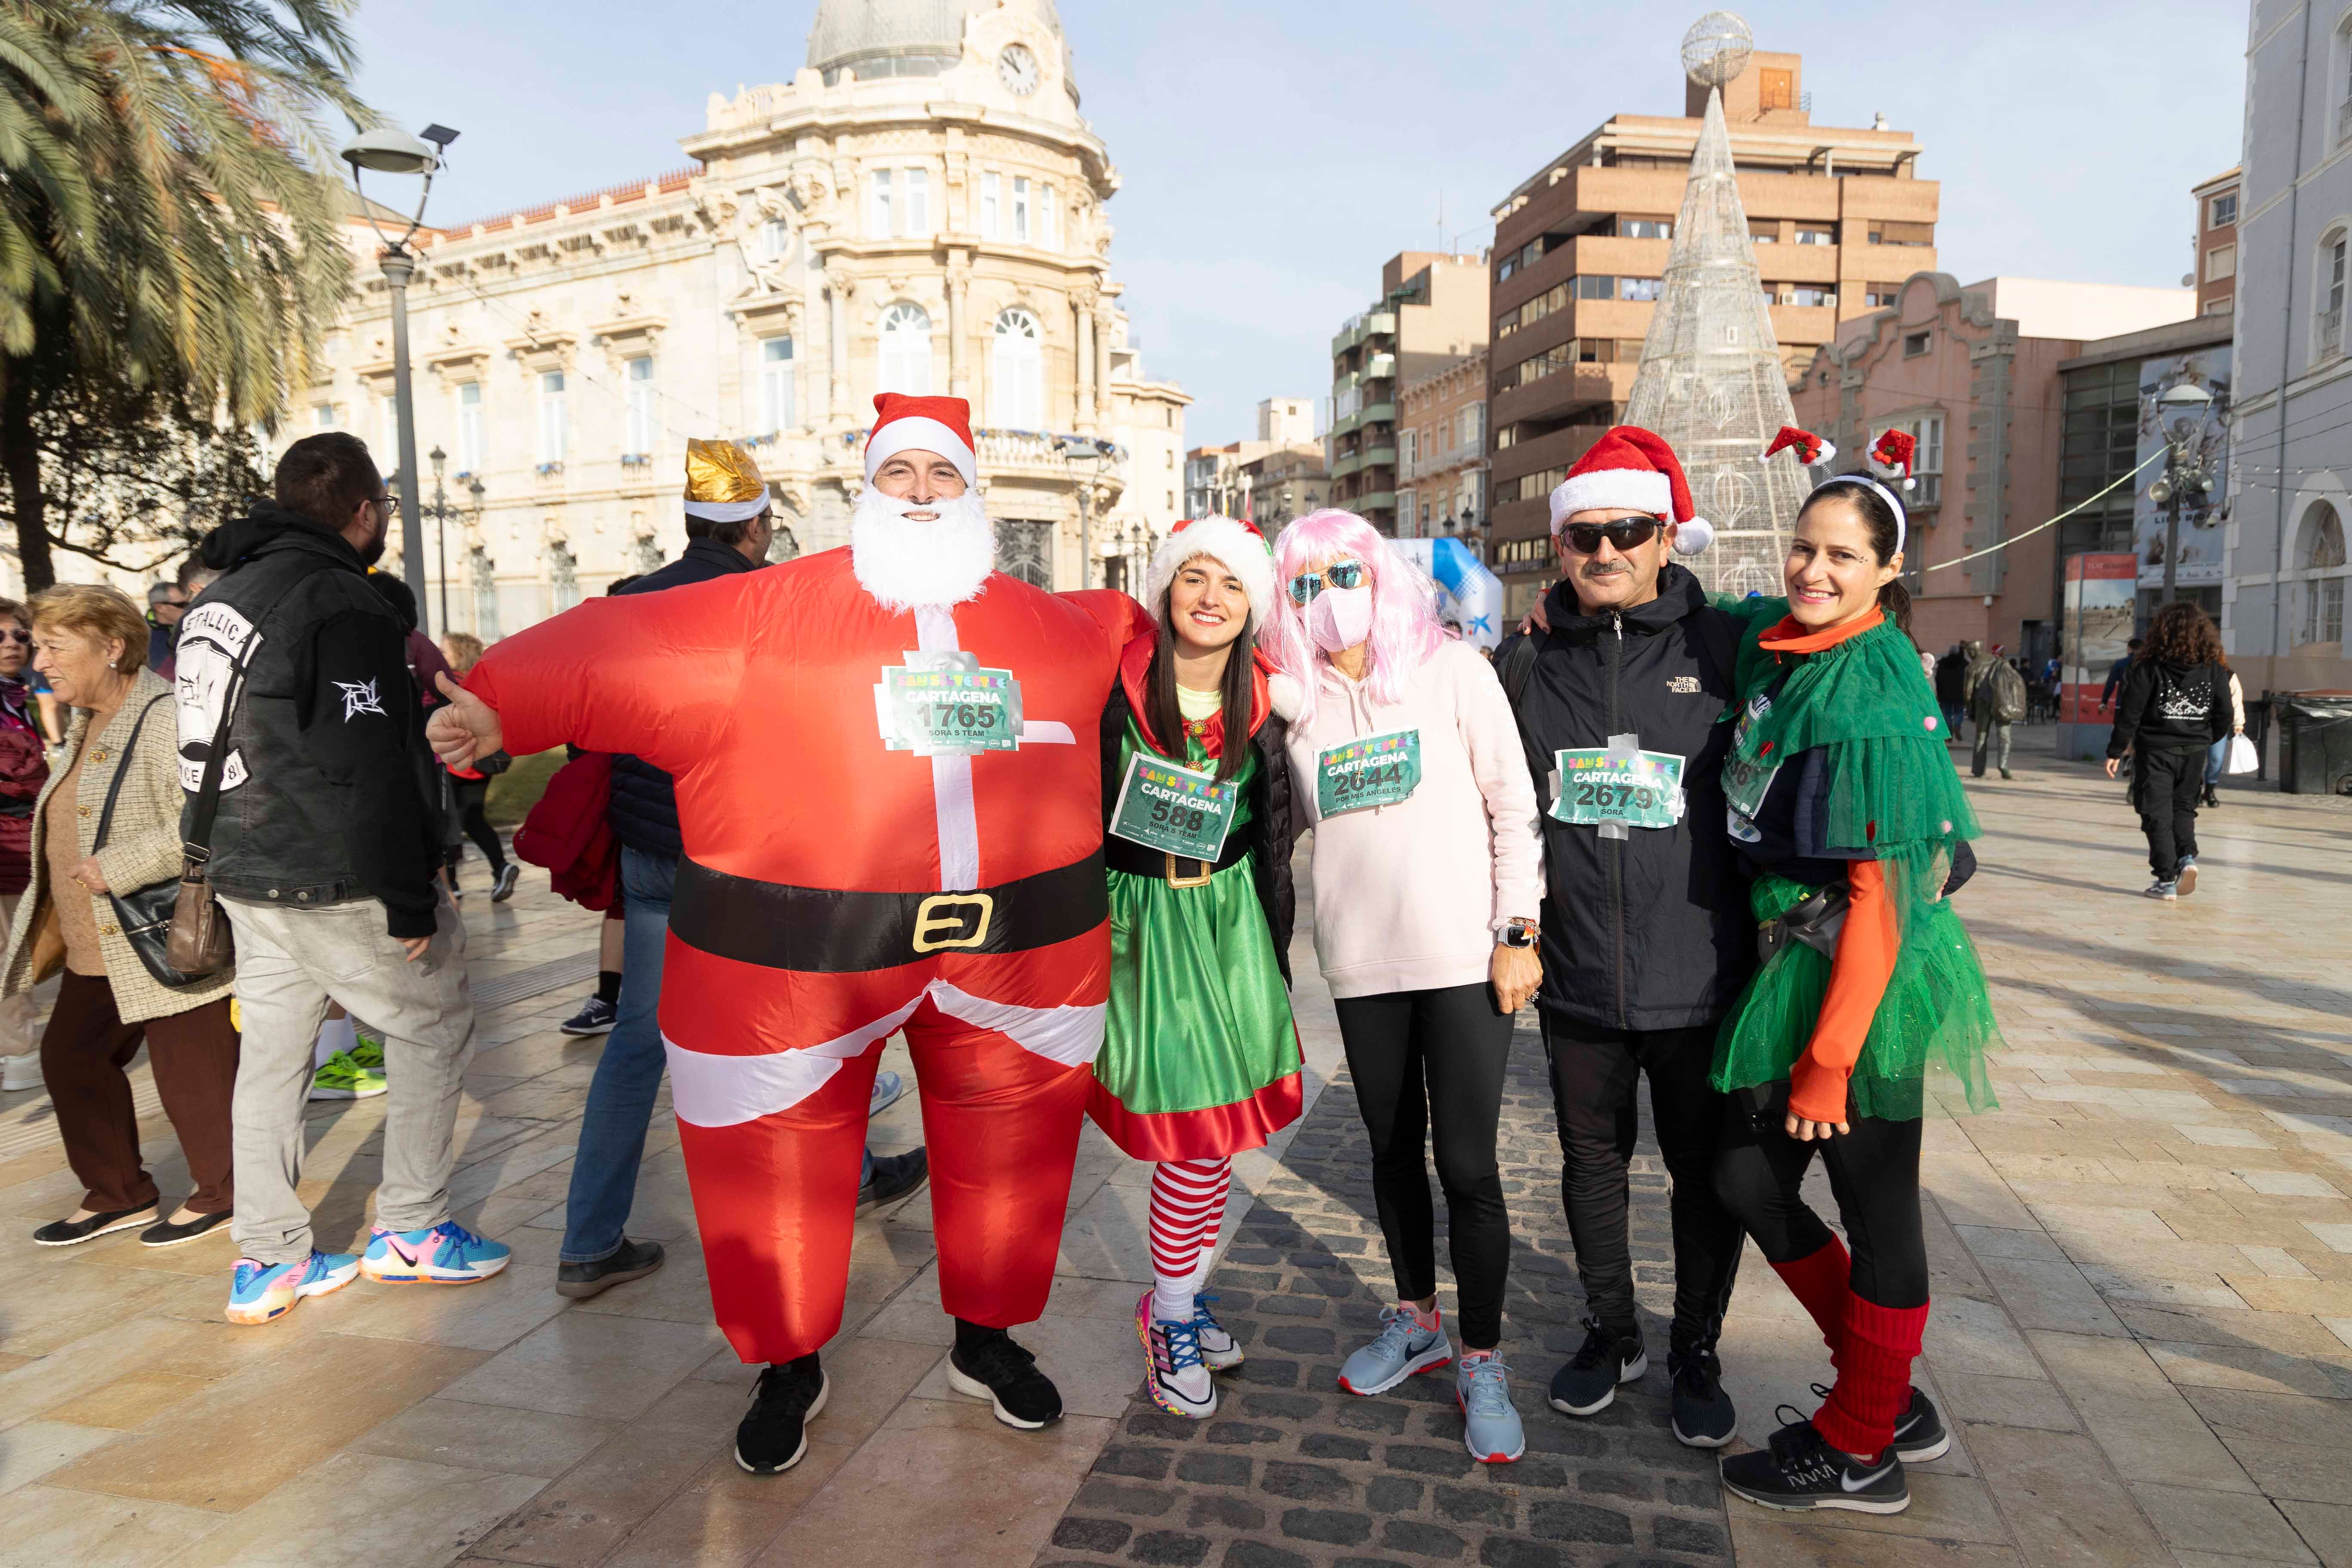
[183,570,321,864]
[92,693,172,855]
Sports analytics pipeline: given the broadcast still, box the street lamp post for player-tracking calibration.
[341,123,459,634]
[1054,435,1116,590]
[2148,382,2217,609]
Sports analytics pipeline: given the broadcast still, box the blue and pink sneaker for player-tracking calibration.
[359,1221,511,1285]
[227,1250,360,1325]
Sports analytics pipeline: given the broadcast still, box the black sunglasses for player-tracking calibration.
[0,630,28,644]
[1561,518,1663,554]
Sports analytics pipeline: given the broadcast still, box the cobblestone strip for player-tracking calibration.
[1037,1019,1736,1568]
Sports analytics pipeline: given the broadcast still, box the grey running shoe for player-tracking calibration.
[1457,1353,1524,1463]
[1338,1305,1452,1396]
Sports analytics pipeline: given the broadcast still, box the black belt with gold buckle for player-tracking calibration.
[1102,833,1250,888]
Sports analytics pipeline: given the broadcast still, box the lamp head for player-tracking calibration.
[2156,383,2214,409]
[341,126,439,176]
[429,446,447,477]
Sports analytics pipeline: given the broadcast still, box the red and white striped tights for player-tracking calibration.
[1148,1157,1232,1326]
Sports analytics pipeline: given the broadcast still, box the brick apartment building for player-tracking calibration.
[2192,166,2240,321]
[1397,350,1487,540]
[1329,253,1488,534]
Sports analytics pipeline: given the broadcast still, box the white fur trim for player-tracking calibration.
[1670,517,1715,555]
[1549,469,1672,530]
[865,416,977,487]
[1144,516,1276,631]
[683,489,771,524]
[1266,671,1304,723]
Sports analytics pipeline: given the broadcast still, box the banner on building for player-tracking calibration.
[2133,349,2231,588]
[2061,553,2138,723]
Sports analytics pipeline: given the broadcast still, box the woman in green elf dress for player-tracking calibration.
[1093,515,1302,1423]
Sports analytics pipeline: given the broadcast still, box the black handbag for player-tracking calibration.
[91,693,209,989]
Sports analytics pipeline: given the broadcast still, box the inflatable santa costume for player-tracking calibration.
[459,395,1143,1378]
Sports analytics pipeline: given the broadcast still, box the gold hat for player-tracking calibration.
[684,438,767,506]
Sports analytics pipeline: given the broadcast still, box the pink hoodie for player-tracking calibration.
[1285,639,1543,999]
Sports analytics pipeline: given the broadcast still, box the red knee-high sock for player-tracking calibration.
[1811,1295,1929,1459]
[1769,1236,1854,1360]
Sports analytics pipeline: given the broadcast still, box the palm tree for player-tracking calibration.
[0,0,367,588]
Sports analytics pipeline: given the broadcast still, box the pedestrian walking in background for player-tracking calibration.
[2099,637,2143,712]
[5,585,239,1248]
[1093,516,1301,1426]
[2104,603,2232,900]
[1963,640,2024,779]
[1494,426,1751,1452]
[436,632,518,901]
[2201,658,2246,809]
[1709,442,2002,1518]
[1268,508,1541,1464]
[0,598,48,1092]
[1932,644,1966,744]
[144,582,189,673]
[177,432,507,1326]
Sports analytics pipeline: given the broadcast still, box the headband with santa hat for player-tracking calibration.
[1144,515,1276,631]
[865,392,978,489]
[1547,425,1715,555]
[1764,424,1917,556]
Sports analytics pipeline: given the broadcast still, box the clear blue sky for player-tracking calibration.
[346,0,2247,448]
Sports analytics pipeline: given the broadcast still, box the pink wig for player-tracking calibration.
[1263,508,1445,731]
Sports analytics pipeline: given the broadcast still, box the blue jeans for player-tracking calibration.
[2203,736,2228,787]
[560,846,679,1264]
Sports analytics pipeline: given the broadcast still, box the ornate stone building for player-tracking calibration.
[321,0,1187,637]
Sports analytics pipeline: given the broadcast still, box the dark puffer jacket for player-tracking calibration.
[606,537,764,855]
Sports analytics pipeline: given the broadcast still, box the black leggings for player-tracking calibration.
[1543,1017,1743,1354]
[1334,982,1513,1349]
[448,777,505,871]
[1712,1104,1928,1308]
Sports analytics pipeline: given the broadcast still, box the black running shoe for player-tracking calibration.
[1721,1411,1908,1515]
[736,1359,828,1473]
[560,996,618,1037]
[857,1148,930,1217]
[1547,1317,1646,1418]
[557,1237,666,1300]
[1669,1345,1737,1448]
[948,1329,1063,1429]
[491,863,521,902]
[1810,1381,1951,1463]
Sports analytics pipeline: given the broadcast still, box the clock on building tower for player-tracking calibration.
[998,42,1039,95]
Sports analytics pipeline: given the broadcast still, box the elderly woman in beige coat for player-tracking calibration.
[2,584,239,1248]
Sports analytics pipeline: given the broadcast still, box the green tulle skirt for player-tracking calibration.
[1712,871,2003,1121]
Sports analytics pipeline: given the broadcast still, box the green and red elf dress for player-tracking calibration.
[1088,631,1305,1161]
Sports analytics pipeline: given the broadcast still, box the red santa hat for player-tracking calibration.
[1759,426,1837,468]
[865,393,977,488]
[1868,428,1917,490]
[1144,516,1276,631]
[1548,424,1713,555]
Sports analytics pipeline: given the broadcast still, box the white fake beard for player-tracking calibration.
[850,488,996,612]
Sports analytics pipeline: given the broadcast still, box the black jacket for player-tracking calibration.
[1099,680,1299,986]
[1496,564,1751,1031]
[2107,658,2232,756]
[606,537,764,855]
[178,503,440,937]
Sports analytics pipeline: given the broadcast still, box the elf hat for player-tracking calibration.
[1548,424,1714,555]
[1759,426,1837,468]
[866,393,977,488]
[1867,428,1917,490]
[1145,516,1276,631]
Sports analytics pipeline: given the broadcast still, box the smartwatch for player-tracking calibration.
[1501,918,1539,949]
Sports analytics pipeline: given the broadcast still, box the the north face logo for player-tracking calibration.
[1668,676,1701,693]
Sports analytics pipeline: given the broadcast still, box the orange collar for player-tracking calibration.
[1758,606,1883,653]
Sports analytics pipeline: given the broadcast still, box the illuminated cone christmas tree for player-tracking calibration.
[1624,13,1812,596]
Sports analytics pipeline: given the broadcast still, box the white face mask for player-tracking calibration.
[1308,584,1374,654]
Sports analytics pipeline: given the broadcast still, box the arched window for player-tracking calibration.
[2301,500,2346,646]
[992,308,1044,429]
[877,301,933,396]
[2320,228,2348,361]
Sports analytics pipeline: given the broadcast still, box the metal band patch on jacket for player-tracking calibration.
[667,853,1107,974]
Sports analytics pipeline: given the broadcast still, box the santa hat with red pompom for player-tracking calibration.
[1868,428,1917,491]
[865,392,978,488]
[1759,426,1837,469]
[1548,424,1714,555]
[1144,516,1277,631]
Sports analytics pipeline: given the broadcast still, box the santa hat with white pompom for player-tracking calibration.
[1144,515,1277,631]
[1546,424,1714,555]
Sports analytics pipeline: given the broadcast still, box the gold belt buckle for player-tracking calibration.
[1164,853,1212,889]
[912,892,995,954]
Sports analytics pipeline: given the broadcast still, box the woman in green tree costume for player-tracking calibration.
[1709,429,2002,1520]
[1093,515,1302,1424]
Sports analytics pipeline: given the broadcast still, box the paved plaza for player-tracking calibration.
[0,726,2349,1568]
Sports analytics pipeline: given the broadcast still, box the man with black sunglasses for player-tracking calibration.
[1493,425,1751,1452]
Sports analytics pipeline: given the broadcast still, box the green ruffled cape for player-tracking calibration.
[1709,599,2002,1119]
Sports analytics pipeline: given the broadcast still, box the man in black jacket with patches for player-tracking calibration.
[1494,426,1749,1450]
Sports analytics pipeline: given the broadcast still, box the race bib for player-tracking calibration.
[1108,751,1236,861]
[1721,689,1780,839]
[1550,747,1686,830]
[1315,729,1422,818]
[876,653,1024,756]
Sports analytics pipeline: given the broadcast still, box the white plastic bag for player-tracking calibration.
[2224,734,2258,775]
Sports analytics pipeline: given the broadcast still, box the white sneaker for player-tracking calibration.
[1,1052,40,1093]
[1136,1291,1218,1419]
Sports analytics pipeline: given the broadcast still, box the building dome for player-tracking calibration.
[806,0,1064,81]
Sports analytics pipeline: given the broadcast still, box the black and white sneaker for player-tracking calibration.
[1807,1381,1950,1463]
[735,1359,828,1473]
[491,863,521,902]
[1669,1346,1738,1448]
[1721,1412,1908,1515]
[947,1329,1063,1429]
[560,995,618,1036]
[1547,1317,1647,1417]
